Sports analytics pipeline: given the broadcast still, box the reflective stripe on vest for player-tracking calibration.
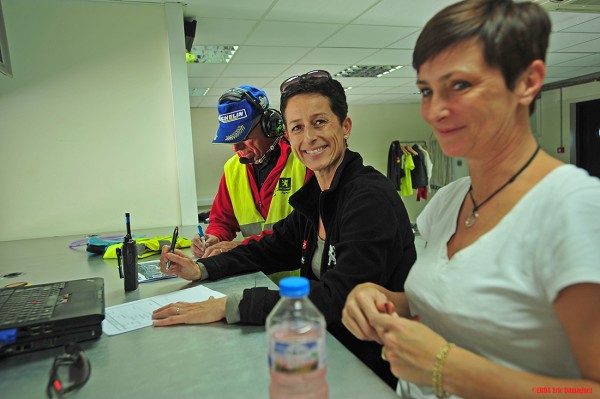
[224,152,305,238]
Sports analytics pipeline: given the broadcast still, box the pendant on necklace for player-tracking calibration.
[465,210,478,228]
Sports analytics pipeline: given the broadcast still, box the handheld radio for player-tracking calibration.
[117,212,138,292]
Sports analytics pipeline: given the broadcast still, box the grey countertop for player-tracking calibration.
[0,226,398,398]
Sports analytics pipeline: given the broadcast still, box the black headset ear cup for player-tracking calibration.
[261,108,284,140]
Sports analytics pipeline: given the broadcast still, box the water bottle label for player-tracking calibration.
[269,337,326,374]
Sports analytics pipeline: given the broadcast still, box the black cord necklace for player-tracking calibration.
[465,145,541,228]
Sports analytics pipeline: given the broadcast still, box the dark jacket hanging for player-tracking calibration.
[387,140,403,190]
[411,144,428,189]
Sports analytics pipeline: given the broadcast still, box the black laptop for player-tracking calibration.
[0,277,105,357]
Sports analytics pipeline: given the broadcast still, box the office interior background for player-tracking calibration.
[0,0,599,242]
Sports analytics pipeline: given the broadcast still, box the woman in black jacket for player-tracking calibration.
[153,70,416,388]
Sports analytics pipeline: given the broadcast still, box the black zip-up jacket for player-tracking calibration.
[202,149,416,388]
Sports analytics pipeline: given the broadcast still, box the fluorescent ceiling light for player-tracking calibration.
[335,65,403,78]
[188,45,239,64]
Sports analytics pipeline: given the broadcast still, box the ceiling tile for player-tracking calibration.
[546,52,593,65]
[222,63,289,78]
[559,36,600,52]
[357,48,413,66]
[561,16,600,33]
[548,32,600,51]
[346,86,391,95]
[212,78,273,89]
[265,0,380,23]
[382,85,420,95]
[183,0,276,20]
[245,21,343,46]
[562,66,600,78]
[272,64,351,81]
[544,77,566,85]
[359,76,416,87]
[388,66,417,79]
[187,63,228,78]
[193,18,256,45]
[321,25,417,48]
[232,46,312,64]
[188,77,218,87]
[546,65,598,78]
[353,0,456,26]
[160,0,600,107]
[298,48,379,64]
[553,53,600,67]
[335,76,378,87]
[387,31,421,50]
[550,12,600,32]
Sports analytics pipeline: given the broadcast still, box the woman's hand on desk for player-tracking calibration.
[160,246,201,281]
[151,296,227,326]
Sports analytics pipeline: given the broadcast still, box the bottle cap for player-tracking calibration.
[279,277,309,298]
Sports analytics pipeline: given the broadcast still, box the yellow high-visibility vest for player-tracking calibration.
[224,152,305,237]
[223,151,306,284]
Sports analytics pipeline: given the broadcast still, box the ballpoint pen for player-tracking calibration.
[197,225,206,246]
[166,226,178,270]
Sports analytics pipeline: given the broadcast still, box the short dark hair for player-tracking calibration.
[413,0,551,92]
[280,76,348,125]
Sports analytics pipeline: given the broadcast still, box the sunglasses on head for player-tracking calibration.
[280,70,332,94]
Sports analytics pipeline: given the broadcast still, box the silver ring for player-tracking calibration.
[176,307,180,315]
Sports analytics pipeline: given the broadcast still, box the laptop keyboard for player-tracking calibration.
[0,282,64,326]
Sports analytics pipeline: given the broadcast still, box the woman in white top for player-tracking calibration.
[342,0,600,398]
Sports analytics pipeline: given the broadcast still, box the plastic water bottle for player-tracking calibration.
[266,277,328,399]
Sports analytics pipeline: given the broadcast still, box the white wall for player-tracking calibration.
[0,0,195,241]
[191,107,233,210]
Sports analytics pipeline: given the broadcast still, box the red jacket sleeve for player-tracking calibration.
[205,174,240,242]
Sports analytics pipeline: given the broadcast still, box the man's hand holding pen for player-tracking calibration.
[191,227,239,258]
[191,227,219,258]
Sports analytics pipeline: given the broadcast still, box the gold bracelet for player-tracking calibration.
[433,342,455,399]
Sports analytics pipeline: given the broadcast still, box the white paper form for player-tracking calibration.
[102,285,225,336]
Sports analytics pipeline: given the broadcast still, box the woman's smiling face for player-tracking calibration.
[417,39,523,159]
[284,93,351,188]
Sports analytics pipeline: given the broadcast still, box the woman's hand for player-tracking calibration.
[342,282,394,344]
[372,313,447,386]
[152,296,227,326]
[160,245,201,281]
